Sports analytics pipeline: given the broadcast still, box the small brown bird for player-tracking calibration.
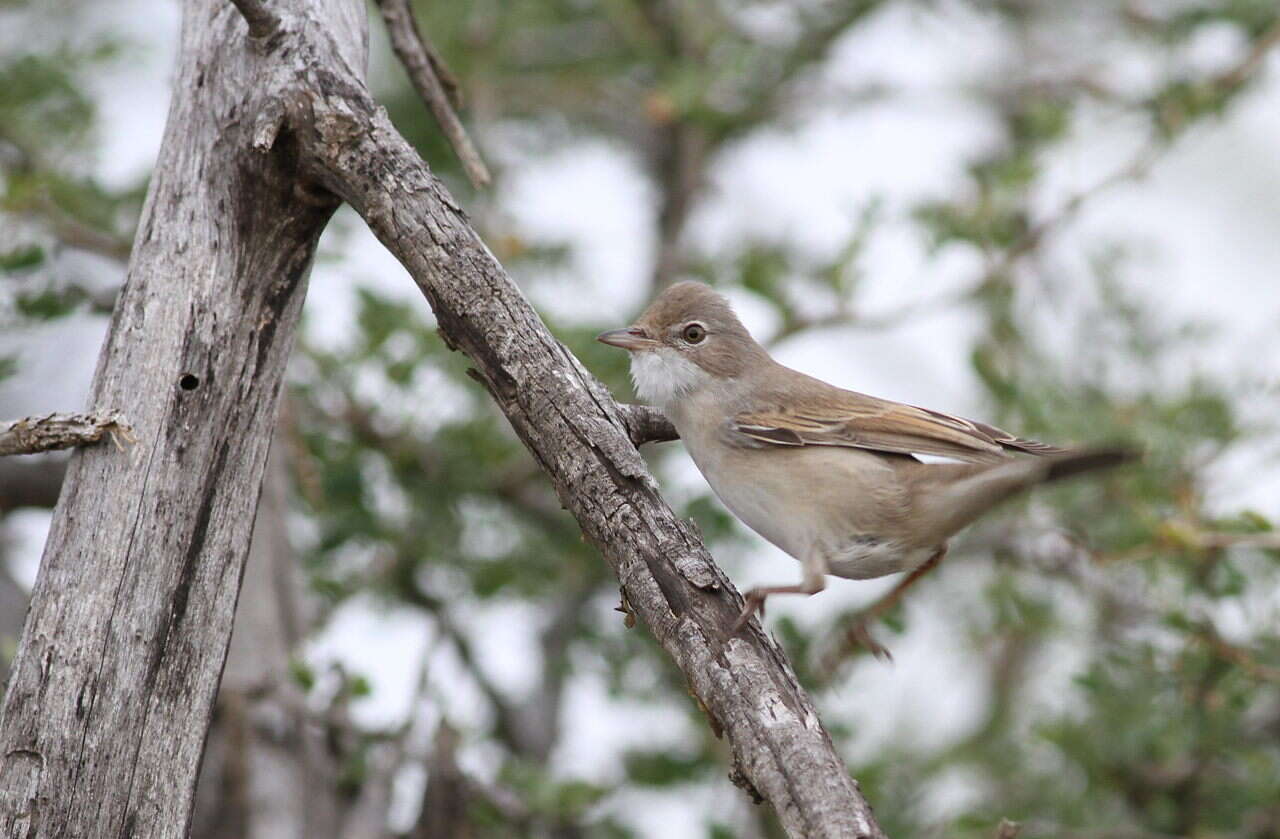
[598,281,1134,632]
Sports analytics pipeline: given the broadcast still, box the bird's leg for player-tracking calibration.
[731,553,828,634]
[838,545,948,660]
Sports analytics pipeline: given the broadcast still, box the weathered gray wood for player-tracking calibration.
[373,0,490,188]
[301,106,885,838]
[265,12,885,836]
[618,403,679,447]
[0,1,357,836]
[0,0,886,835]
[0,411,133,457]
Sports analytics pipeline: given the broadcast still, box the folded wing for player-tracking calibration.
[728,388,1067,463]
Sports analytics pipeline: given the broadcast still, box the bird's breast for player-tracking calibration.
[677,422,931,578]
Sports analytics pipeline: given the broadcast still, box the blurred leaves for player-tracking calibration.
[4,0,1279,836]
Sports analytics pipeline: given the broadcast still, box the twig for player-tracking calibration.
[229,0,281,39]
[1193,621,1280,684]
[617,403,678,447]
[985,141,1163,282]
[996,818,1022,839]
[32,193,133,263]
[767,282,979,348]
[986,16,1280,284]
[1214,16,1280,91]
[1194,531,1280,551]
[0,411,134,457]
[374,0,491,188]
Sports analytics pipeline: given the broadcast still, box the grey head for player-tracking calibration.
[596,281,771,407]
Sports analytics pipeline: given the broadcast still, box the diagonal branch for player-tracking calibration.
[374,0,491,189]
[279,55,887,839]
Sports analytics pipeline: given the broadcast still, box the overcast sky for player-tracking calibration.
[2,2,1277,835]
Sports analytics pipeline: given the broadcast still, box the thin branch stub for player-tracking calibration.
[0,411,136,457]
[229,0,282,39]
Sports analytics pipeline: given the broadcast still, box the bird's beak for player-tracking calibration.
[596,326,657,351]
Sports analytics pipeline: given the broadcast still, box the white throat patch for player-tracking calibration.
[629,348,711,409]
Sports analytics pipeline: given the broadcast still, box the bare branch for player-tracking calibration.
[617,403,679,446]
[293,61,887,833]
[1215,16,1280,91]
[0,0,882,834]
[229,0,282,38]
[0,2,351,833]
[31,193,133,263]
[0,411,134,457]
[374,0,491,189]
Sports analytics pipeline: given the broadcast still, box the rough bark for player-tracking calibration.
[0,2,354,836]
[301,109,883,835]
[618,403,679,447]
[0,411,133,457]
[0,0,886,835]
[256,4,883,834]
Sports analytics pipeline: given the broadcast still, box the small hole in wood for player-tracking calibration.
[179,374,200,391]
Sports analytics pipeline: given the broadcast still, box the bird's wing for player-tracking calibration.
[727,388,1067,463]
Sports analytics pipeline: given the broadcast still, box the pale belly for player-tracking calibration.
[686,438,936,580]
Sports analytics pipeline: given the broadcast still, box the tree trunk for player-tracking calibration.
[189,437,358,839]
[0,0,887,836]
[0,2,354,835]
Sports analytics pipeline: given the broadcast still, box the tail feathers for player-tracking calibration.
[920,445,1139,543]
[1043,446,1140,483]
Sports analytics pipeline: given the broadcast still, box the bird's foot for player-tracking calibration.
[843,619,894,662]
[730,588,769,635]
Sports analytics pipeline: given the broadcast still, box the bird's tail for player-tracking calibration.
[918,446,1138,543]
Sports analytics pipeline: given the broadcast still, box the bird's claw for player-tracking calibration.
[730,589,768,635]
[845,619,893,662]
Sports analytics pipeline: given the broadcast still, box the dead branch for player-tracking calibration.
[374,0,491,188]
[0,411,134,457]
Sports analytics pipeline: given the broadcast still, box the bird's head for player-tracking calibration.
[597,281,766,408]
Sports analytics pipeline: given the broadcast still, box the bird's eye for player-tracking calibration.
[681,323,707,344]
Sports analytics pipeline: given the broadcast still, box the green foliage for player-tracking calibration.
[288,657,317,691]
[0,8,137,345]
[0,52,97,151]
[5,0,1278,835]
[287,1,1280,833]
[0,245,45,274]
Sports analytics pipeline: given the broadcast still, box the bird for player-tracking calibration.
[597,281,1135,636]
